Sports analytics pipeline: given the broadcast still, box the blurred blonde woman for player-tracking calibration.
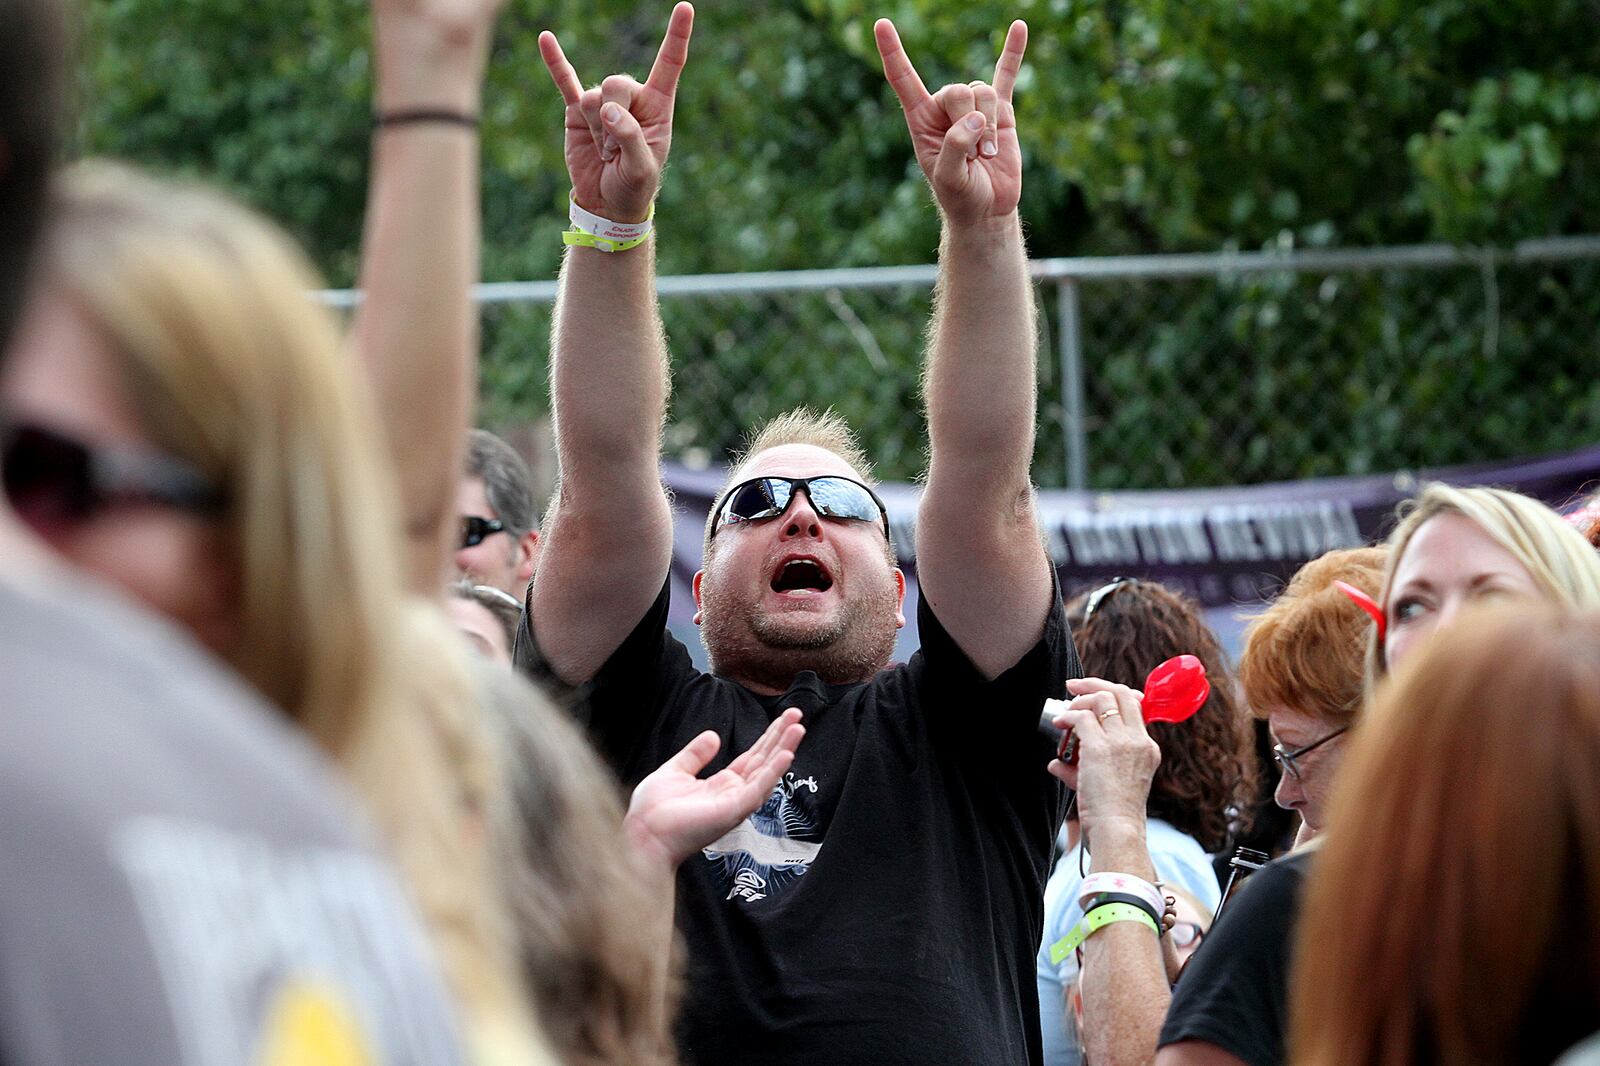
[1371,483,1600,679]
[1292,604,1600,1064]
[1,160,547,1064]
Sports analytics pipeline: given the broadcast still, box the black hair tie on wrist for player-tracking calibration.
[373,109,479,130]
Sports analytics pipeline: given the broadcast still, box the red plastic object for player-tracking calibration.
[1141,654,1210,724]
[1055,654,1210,762]
[1333,580,1387,641]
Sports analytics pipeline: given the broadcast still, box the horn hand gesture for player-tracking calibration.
[875,18,1027,226]
[539,2,693,224]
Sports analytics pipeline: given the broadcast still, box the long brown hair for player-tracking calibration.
[1291,604,1600,1065]
[1065,579,1254,851]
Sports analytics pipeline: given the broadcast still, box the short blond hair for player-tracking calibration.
[1370,484,1600,679]
[702,407,876,558]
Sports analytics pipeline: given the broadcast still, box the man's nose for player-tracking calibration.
[779,490,822,539]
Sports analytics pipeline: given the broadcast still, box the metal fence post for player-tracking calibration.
[1057,277,1089,491]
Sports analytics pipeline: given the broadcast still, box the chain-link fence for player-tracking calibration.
[331,236,1600,490]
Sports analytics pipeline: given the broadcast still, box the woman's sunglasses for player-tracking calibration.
[0,418,226,534]
[710,475,889,540]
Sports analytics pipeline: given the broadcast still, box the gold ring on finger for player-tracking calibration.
[1098,709,1122,722]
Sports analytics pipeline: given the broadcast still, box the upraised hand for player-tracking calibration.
[624,708,805,872]
[372,0,505,114]
[539,2,693,224]
[875,18,1027,226]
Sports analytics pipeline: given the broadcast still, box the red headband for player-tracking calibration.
[1334,580,1386,641]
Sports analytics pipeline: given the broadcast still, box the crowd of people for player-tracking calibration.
[1,0,1598,1063]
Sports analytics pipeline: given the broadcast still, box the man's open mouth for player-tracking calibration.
[770,557,834,593]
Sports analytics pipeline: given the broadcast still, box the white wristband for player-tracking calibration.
[1078,872,1165,918]
[568,198,653,242]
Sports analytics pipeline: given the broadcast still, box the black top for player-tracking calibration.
[1158,848,1314,1066]
[517,580,1075,1066]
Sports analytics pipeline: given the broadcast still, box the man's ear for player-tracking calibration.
[893,567,907,629]
[515,530,540,583]
[692,569,706,625]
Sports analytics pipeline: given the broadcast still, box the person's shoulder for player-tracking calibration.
[0,571,357,827]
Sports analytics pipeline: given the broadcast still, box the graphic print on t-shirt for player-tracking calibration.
[111,816,457,1066]
[701,770,822,903]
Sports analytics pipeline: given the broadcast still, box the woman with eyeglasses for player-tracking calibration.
[1142,547,1385,1066]
[1037,578,1255,1066]
[1291,604,1600,1065]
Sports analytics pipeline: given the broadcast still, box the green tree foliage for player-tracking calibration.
[73,0,1600,486]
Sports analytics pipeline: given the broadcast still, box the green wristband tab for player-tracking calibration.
[561,228,651,253]
[1048,902,1161,965]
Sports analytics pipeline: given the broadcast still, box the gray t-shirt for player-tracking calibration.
[0,571,465,1066]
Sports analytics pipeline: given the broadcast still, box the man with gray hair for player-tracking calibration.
[457,427,542,597]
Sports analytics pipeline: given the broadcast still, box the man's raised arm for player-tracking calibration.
[529,4,692,683]
[877,19,1052,680]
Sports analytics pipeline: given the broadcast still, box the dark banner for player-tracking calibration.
[662,445,1600,659]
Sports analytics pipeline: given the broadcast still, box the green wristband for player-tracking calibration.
[1048,902,1160,965]
[561,228,651,253]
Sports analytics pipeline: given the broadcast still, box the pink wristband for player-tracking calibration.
[1079,872,1165,917]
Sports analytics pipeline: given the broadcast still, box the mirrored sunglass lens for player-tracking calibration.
[806,477,879,522]
[2,428,93,527]
[724,479,788,522]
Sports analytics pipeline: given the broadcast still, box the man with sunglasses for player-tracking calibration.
[456,428,541,598]
[519,8,1075,1065]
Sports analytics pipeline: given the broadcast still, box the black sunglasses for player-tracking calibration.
[460,514,507,549]
[1,418,226,533]
[710,475,889,540]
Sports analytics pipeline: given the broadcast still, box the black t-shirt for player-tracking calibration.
[516,579,1075,1066]
[1158,848,1314,1066]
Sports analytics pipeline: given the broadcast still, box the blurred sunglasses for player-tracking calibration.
[1168,920,1205,949]
[710,475,889,540]
[1,418,226,534]
[460,515,507,549]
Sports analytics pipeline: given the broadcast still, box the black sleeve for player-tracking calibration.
[1157,852,1310,1066]
[914,567,1081,740]
[513,579,698,779]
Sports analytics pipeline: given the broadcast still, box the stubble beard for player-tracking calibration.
[701,576,900,691]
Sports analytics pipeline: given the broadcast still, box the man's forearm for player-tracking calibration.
[925,213,1037,488]
[1080,818,1171,1066]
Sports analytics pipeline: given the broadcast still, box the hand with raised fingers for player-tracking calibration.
[372,0,506,115]
[539,2,693,224]
[1046,677,1160,835]
[874,17,1027,226]
[624,708,805,873]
